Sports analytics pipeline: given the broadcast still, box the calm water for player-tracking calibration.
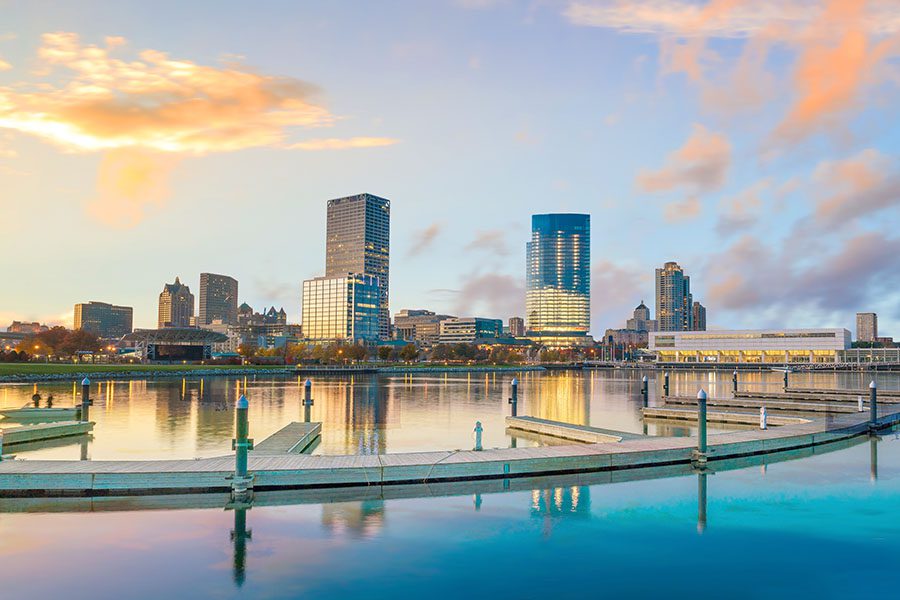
[0,428,898,599]
[1,369,898,460]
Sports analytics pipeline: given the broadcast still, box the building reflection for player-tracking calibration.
[530,373,590,425]
[321,500,386,538]
[318,376,392,455]
[530,485,591,537]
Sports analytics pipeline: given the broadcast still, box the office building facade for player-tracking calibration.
[625,301,658,332]
[655,261,693,332]
[302,274,380,343]
[439,317,503,344]
[692,301,707,331]
[158,277,195,328]
[525,214,591,347]
[325,193,390,339]
[74,301,133,339]
[199,273,238,325]
[508,316,525,338]
[393,309,454,345]
[856,312,877,343]
[649,328,851,364]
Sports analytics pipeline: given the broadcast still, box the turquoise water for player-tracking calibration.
[1,429,898,599]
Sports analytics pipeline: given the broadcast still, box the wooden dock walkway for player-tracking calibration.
[0,421,94,447]
[252,422,321,455]
[0,407,80,422]
[663,395,862,414]
[0,407,896,497]
[642,406,809,426]
[506,416,645,443]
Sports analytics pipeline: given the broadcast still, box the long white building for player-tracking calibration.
[649,328,851,364]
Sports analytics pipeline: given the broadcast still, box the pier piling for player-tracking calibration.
[663,372,669,397]
[508,378,518,417]
[760,406,768,430]
[80,378,91,422]
[303,379,314,423]
[858,395,864,412]
[697,389,708,455]
[474,421,483,451]
[641,376,648,407]
[732,370,738,395]
[232,394,254,496]
[869,381,877,427]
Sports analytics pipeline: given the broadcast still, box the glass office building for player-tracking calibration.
[199,273,238,325]
[655,261,693,332]
[525,213,591,347]
[325,194,390,339]
[301,274,381,343]
[74,301,133,339]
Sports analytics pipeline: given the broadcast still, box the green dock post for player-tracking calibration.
[474,421,483,451]
[641,375,648,407]
[303,379,314,423]
[732,370,738,395]
[697,389,708,454]
[232,394,254,496]
[80,378,91,422]
[869,381,877,427]
[663,372,669,397]
[508,378,518,417]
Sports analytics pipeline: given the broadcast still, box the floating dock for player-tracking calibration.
[0,421,94,447]
[663,395,861,414]
[505,416,644,443]
[0,407,81,422]
[642,406,809,426]
[0,408,895,497]
[786,386,900,399]
[252,422,321,455]
[735,390,900,404]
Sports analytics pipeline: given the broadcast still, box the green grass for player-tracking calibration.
[0,363,287,376]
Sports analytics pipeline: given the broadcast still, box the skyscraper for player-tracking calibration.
[158,277,195,328]
[692,301,707,331]
[856,312,878,343]
[626,301,658,332]
[199,273,238,325]
[302,274,381,343]
[655,262,693,332]
[74,301,133,339]
[508,316,525,338]
[525,213,591,347]
[325,193,390,339]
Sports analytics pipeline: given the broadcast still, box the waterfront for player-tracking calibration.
[2,369,899,461]
[0,427,897,599]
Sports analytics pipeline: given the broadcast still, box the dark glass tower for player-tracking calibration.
[526,214,591,346]
[199,273,238,325]
[325,193,390,339]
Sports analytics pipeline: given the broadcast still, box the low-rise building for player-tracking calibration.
[74,301,134,339]
[650,328,851,364]
[508,317,525,338]
[439,317,503,344]
[7,321,49,334]
[393,309,454,345]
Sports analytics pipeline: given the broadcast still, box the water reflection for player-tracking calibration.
[321,500,386,538]
[228,502,252,587]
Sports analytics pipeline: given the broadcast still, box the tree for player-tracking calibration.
[58,329,101,356]
[378,346,393,361]
[347,344,368,362]
[399,343,419,363]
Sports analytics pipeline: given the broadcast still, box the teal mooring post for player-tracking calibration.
[303,379,314,423]
[509,378,518,417]
[869,381,877,428]
[663,372,669,397]
[641,376,648,407]
[474,421,483,451]
[697,389,708,454]
[232,394,254,495]
[732,370,738,395]
[80,377,91,422]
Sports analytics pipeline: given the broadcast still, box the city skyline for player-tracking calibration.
[2,1,899,336]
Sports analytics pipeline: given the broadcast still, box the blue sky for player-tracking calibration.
[1,0,899,336]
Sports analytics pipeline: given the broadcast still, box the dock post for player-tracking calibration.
[858,395,864,412]
[508,378,518,417]
[783,369,789,391]
[732,370,738,395]
[869,381,877,428]
[663,372,669,397]
[303,379,314,423]
[80,378,91,422]
[759,406,768,430]
[641,376,648,407]
[232,394,254,496]
[474,421,483,451]
[696,389,708,459]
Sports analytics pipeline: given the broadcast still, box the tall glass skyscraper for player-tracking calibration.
[655,261,693,332]
[325,194,390,339]
[526,213,591,347]
[301,274,381,343]
[199,273,238,325]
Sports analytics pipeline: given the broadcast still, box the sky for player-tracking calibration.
[1,0,899,337]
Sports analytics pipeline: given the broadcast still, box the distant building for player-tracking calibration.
[198,273,238,325]
[603,328,648,347]
[691,301,707,331]
[326,193,391,339]
[649,328,851,364]
[439,317,503,344]
[74,301,133,339]
[856,312,877,343]
[158,277,194,328]
[7,321,48,334]
[656,261,694,332]
[393,309,454,345]
[625,301,658,332]
[302,274,381,343]
[526,213,592,347]
[509,316,526,338]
